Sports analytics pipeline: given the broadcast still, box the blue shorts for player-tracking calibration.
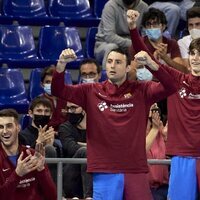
[168,156,199,200]
[93,173,152,200]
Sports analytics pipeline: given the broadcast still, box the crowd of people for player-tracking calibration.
[0,0,200,200]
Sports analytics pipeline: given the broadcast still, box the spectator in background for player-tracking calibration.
[147,0,195,37]
[178,6,200,69]
[59,60,101,199]
[59,102,92,200]
[19,96,58,184]
[0,109,56,200]
[128,9,200,200]
[140,8,186,73]
[79,58,102,83]
[94,0,148,68]
[40,65,66,131]
[146,104,169,200]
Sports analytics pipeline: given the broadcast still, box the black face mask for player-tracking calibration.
[68,113,84,125]
[122,0,135,6]
[33,115,50,128]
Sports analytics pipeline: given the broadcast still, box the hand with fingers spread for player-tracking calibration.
[34,143,45,171]
[127,10,140,30]
[15,150,38,177]
[56,48,77,73]
[134,50,159,71]
[36,125,55,146]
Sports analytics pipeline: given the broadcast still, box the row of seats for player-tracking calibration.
[0,25,98,69]
[0,67,107,113]
[0,68,72,113]
[0,0,108,26]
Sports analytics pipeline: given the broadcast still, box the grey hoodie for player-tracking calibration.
[95,0,148,49]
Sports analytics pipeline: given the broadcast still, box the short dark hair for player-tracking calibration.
[187,7,200,21]
[107,48,131,66]
[189,38,200,54]
[142,8,167,27]
[29,96,53,112]
[79,58,102,74]
[0,109,19,122]
[41,65,55,83]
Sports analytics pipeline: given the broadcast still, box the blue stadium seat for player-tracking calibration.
[28,68,73,100]
[0,68,29,113]
[3,0,48,18]
[85,27,98,59]
[20,114,31,130]
[2,0,49,25]
[0,25,38,66]
[38,26,84,69]
[48,0,100,27]
[93,0,108,18]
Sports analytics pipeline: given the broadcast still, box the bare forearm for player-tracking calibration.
[146,128,159,151]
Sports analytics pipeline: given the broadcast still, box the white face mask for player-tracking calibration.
[81,78,96,84]
[189,28,200,39]
[43,83,51,95]
[136,67,153,81]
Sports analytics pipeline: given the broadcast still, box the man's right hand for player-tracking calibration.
[15,150,38,177]
[127,10,140,30]
[56,48,77,73]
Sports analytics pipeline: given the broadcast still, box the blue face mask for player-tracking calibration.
[43,83,51,95]
[145,28,162,41]
[136,67,153,81]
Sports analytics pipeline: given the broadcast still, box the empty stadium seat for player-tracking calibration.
[93,0,108,18]
[28,68,73,100]
[3,0,48,18]
[85,27,98,59]
[48,0,100,27]
[2,0,49,25]
[0,25,38,66]
[38,26,84,69]
[0,68,29,113]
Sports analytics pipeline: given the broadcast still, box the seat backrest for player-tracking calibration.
[49,0,92,18]
[0,25,37,60]
[85,27,98,58]
[28,68,73,100]
[38,26,84,61]
[93,0,108,18]
[3,0,47,17]
[0,68,28,103]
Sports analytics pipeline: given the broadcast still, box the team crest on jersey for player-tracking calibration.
[124,92,132,99]
[179,87,187,98]
[98,101,108,111]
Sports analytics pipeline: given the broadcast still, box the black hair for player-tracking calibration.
[107,48,131,66]
[40,65,55,83]
[142,7,167,27]
[0,109,19,122]
[79,58,102,74]
[29,96,53,112]
[187,7,200,21]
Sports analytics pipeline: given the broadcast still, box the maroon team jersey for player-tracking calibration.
[130,28,200,158]
[52,65,176,173]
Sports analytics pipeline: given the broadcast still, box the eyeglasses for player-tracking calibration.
[145,21,161,28]
[80,72,97,79]
[65,106,79,113]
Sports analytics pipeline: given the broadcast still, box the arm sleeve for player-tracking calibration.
[58,123,81,157]
[0,170,21,200]
[36,167,57,200]
[129,29,182,103]
[51,71,87,110]
[101,4,132,48]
